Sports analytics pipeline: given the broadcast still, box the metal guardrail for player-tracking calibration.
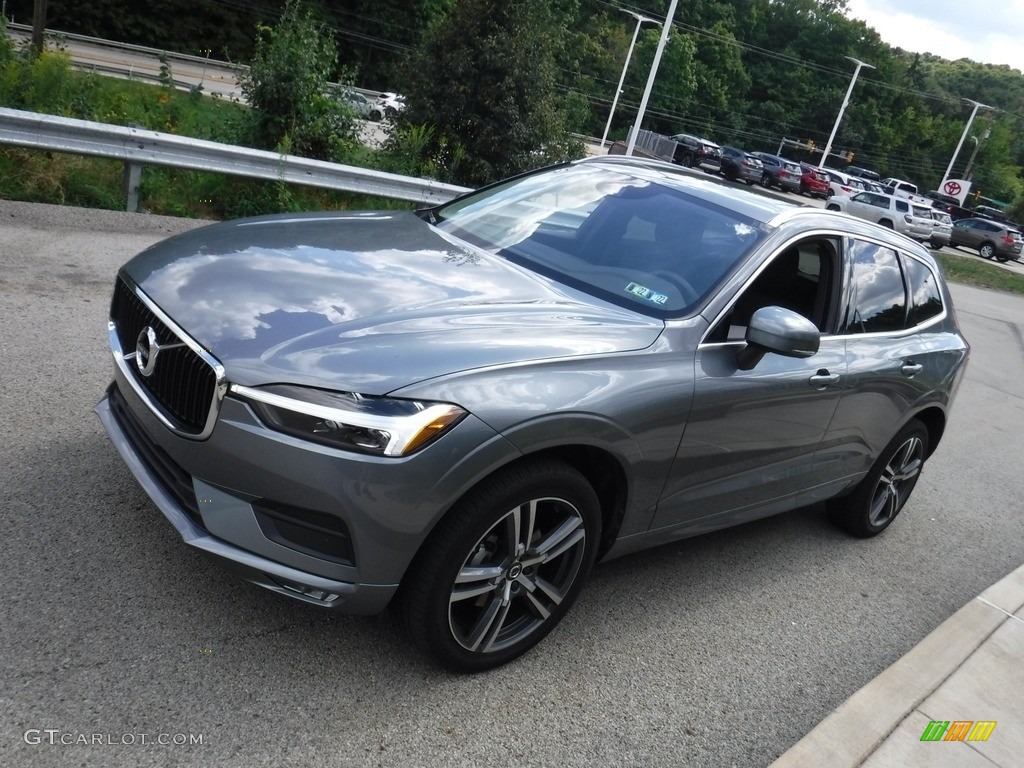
[5,22,385,102]
[0,107,472,211]
[631,129,678,162]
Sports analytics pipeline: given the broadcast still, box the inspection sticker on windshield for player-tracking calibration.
[625,282,669,305]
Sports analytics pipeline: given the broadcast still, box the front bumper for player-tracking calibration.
[96,368,515,614]
[96,389,393,612]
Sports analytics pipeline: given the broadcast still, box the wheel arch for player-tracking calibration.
[911,405,946,459]
[426,445,630,565]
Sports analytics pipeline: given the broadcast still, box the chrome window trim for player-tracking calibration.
[109,276,228,440]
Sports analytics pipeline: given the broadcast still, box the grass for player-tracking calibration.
[934,250,1024,295]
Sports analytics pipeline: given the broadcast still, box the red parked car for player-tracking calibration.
[799,163,830,198]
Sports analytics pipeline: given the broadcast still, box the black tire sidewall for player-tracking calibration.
[829,420,929,538]
[399,460,601,672]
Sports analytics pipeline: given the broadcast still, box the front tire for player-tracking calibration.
[979,243,995,259]
[829,421,929,538]
[400,460,600,672]
[760,173,772,189]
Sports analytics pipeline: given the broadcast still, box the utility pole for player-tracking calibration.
[942,99,991,184]
[31,0,47,57]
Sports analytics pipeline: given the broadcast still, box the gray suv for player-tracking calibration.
[97,157,969,671]
[950,217,1023,262]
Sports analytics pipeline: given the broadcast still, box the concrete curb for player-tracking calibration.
[770,563,1024,767]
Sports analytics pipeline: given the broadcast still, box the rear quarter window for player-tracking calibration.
[903,257,943,327]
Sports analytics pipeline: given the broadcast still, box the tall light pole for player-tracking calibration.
[626,0,679,156]
[601,10,659,148]
[818,56,873,169]
[942,99,992,184]
[963,126,991,181]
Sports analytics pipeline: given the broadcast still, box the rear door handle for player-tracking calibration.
[901,363,923,376]
[809,370,840,388]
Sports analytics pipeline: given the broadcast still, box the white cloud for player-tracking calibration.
[845,0,1024,72]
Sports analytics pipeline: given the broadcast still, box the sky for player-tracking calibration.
[844,0,1024,73]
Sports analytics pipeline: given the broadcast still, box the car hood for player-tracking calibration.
[121,211,664,393]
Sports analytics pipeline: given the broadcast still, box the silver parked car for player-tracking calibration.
[926,209,953,249]
[97,157,969,671]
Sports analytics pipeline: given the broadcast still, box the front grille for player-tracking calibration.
[253,501,354,566]
[110,277,217,435]
[108,383,204,529]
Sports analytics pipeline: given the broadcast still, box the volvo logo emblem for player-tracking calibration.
[134,326,184,377]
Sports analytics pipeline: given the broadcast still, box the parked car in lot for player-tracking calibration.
[96,156,969,671]
[971,204,1009,222]
[749,152,802,192]
[826,190,934,242]
[822,167,864,198]
[846,166,882,183]
[926,209,953,249]
[927,192,975,222]
[950,217,1024,262]
[720,146,764,184]
[670,134,723,173]
[799,163,830,198]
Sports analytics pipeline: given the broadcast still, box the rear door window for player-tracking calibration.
[841,240,907,334]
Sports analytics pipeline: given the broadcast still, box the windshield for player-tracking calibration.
[433,165,768,316]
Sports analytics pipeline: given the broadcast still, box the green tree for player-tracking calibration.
[398,0,582,186]
[239,0,357,161]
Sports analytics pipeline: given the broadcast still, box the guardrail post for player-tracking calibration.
[122,161,141,212]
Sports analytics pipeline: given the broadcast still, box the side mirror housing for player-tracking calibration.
[737,306,820,370]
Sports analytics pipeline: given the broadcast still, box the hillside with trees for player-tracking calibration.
[4,0,1023,209]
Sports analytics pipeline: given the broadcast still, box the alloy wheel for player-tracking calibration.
[448,497,586,654]
[867,436,924,528]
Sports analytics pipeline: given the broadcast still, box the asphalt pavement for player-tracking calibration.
[1,199,1023,768]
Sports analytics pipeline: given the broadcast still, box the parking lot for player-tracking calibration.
[2,198,1024,768]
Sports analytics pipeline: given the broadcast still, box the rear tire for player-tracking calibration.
[399,460,600,672]
[829,421,929,538]
[760,174,772,189]
[979,243,995,259]
[826,204,840,211]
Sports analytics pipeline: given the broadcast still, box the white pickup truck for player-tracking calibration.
[881,177,934,206]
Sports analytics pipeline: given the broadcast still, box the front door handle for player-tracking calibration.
[901,362,923,376]
[809,370,840,389]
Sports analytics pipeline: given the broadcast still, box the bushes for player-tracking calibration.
[238,0,358,162]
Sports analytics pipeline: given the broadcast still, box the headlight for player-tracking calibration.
[232,384,466,457]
